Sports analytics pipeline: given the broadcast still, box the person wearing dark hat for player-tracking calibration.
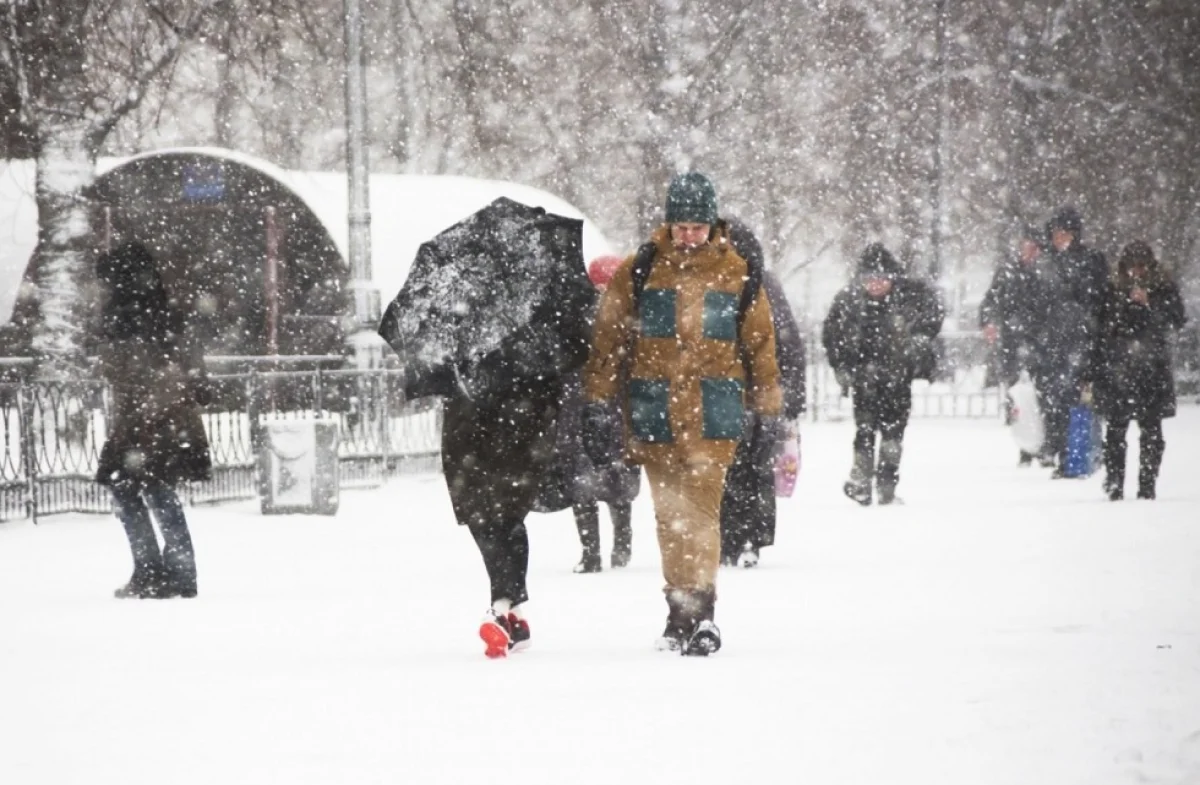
[582,172,783,654]
[719,217,807,567]
[822,243,945,505]
[980,223,1051,465]
[1039,205,1110,476]
[1092,241,1187,500]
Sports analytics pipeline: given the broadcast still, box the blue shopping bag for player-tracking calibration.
[1063,404,1103,478]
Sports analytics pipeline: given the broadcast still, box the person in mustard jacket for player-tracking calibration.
[582,172,782,655]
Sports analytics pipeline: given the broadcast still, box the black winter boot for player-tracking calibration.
[161,543,198,598]
[572,503,603,573]
[656,591,691,652]
[114,563,166,599]
[681,590,721,657]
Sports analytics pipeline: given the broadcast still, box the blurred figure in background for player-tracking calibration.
[823,244,945,506]
[1093,241,1187,500]
[980,224,1048,466]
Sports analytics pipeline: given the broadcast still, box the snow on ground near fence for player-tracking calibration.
[2,412,1199,785]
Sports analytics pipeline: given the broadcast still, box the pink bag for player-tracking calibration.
[774,430,800,498]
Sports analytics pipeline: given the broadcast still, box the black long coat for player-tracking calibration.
[822,277,945,386]
[408,296,592,527]
[1094,276,1187,421]
[93,244,212,488]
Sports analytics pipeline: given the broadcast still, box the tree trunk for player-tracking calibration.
[31,123,95,379]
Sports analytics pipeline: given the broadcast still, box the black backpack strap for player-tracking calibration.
[736,251,764,329]
[630,242,657,307]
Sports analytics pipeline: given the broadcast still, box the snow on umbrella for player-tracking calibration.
[378,197,596,401]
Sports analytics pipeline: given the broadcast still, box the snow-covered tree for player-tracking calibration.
[1,0,218,377]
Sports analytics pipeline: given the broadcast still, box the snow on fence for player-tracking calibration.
[1,358,1005,523]
[0,369,441,523]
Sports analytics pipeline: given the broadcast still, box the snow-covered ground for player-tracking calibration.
[2,410,1199,785]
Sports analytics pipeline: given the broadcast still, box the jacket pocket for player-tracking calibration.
[703,290,738,341]
[639,289,677,338]
[701,377,744,440]
[628,378,673,442]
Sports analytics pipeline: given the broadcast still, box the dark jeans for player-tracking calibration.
[852,379,912,490]
[574,501,632,558]
[111,479,196,588]
[1033,364,1080,465]
[469,518,530,606]
[1103,415,1164,492]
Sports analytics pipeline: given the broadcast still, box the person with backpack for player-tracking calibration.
[582,172,782,655]
[719,218,807,568]
[1093,241,1187,500]
[822,244,945,505]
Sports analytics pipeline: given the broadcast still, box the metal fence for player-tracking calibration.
[0,367,441,523]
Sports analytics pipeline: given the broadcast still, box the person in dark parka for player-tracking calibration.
[720,218,806,567]
[1094,241,1187,500]
[404,293,592,657]
[822,244,945,505]
[979,224,1051,466]
[1040,206,1109,477]
[93,241,212,599]
[556,255,640,574]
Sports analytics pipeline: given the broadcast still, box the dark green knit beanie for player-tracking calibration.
[664,172,718,225]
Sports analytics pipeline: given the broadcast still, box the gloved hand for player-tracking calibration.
[757,414,785,445]
[582,401,622,466]
[834,367,854,391]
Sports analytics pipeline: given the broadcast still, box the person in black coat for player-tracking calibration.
[93,241,212,599]
[403,292,592,657]
[550,256,640,574]
[822,244,945,505]
[1094,241,1187,500]
[979,224,1049,466]
[719,218,806,566]
[1039,205,1109,477]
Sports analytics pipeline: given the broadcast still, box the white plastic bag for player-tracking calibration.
[1007,372,1044,455]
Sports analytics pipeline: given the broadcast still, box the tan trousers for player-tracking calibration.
[643,461,729,594]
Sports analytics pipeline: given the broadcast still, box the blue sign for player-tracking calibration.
[182,162,226,202]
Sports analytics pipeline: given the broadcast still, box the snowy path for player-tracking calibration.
[2,411,1199,785]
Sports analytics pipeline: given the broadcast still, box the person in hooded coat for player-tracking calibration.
[1094,241,1187,500]
[93,241,212,599]
[719,218,806,567]
[979,224,1051,466]
[822,244,945,505]
[1039,205,1109,476]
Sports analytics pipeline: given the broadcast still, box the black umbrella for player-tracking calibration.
[378,197,596,401]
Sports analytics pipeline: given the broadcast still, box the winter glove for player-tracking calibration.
[581,401,622,467]
[834,367,854,391]
[757,415,785,445]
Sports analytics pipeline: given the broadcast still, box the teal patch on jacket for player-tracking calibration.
[701,378,744,440]
[629,378,673,442]
[703,290,738,341]
[639,289,677,339]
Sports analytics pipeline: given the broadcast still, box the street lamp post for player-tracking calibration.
[344,0,381,369]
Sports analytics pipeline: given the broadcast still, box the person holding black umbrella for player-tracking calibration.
[582,173,783,656]
[378,199,595,658]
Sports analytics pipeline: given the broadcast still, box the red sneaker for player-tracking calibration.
[507,613,531,652]
[479,610,512,658]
